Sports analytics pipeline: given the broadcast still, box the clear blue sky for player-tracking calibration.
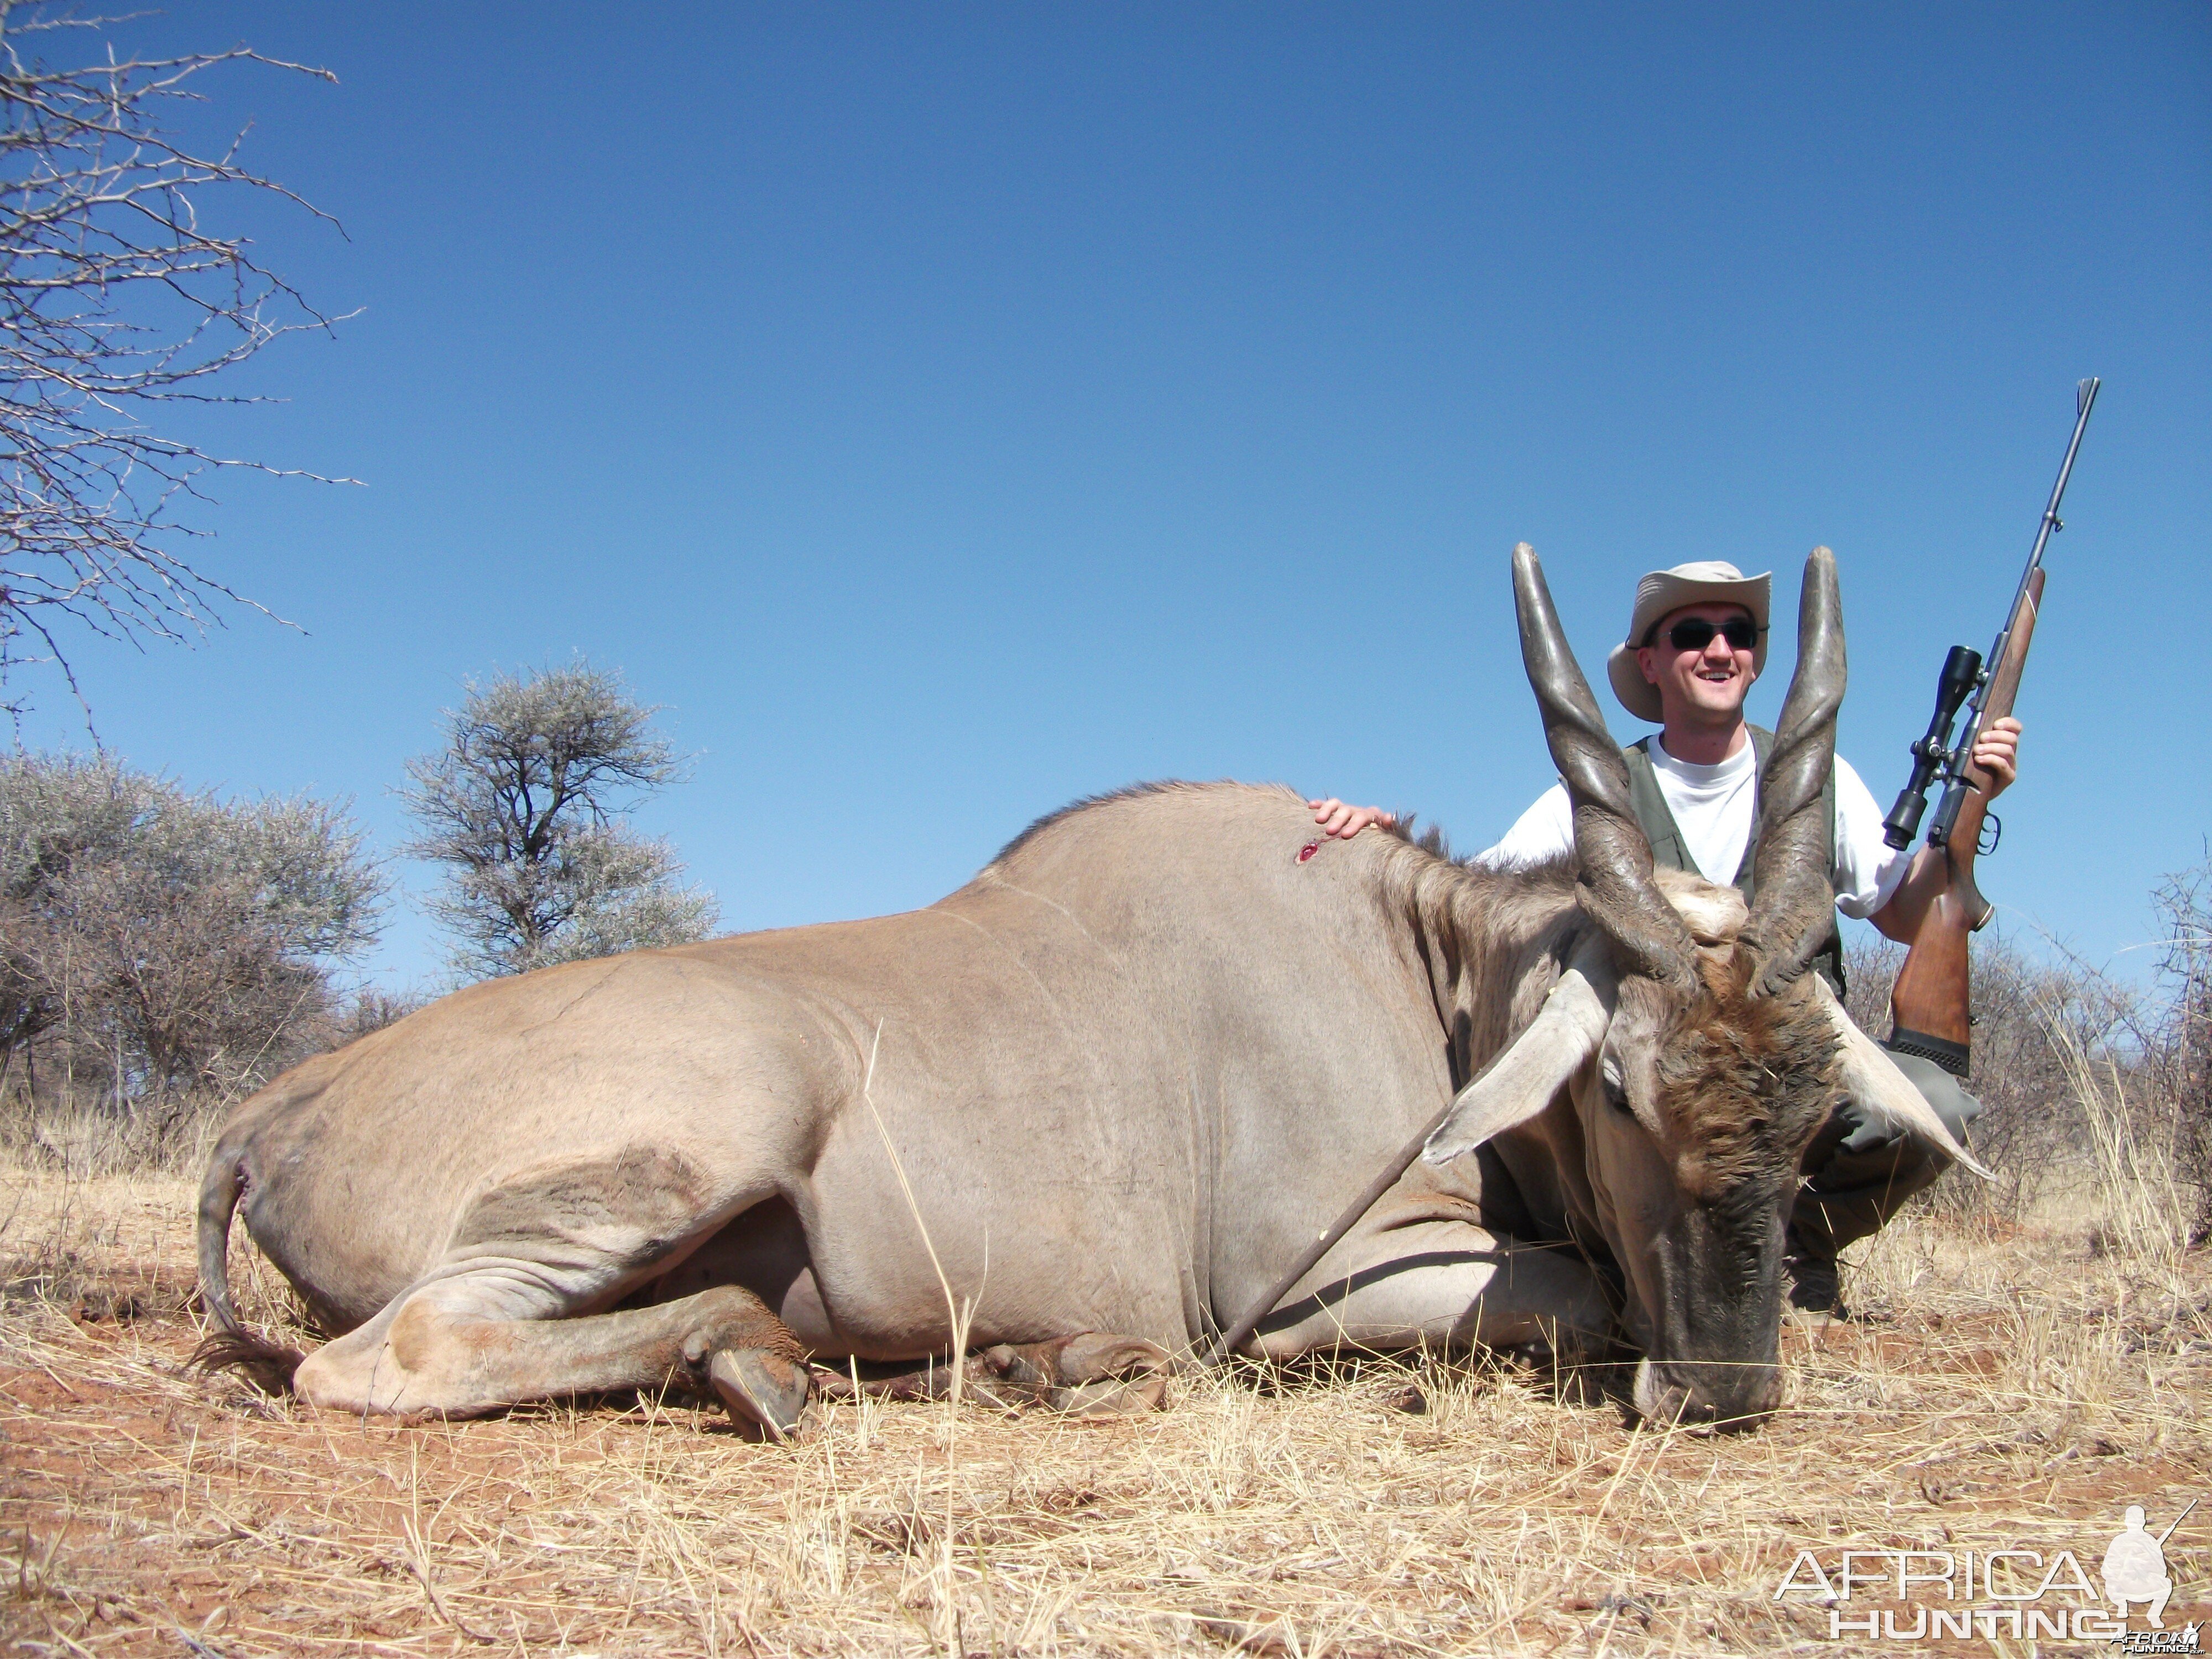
[18,4,2209,990]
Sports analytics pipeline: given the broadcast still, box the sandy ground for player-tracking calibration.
[1,1164,2205,1657]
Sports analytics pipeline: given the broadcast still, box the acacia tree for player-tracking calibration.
[0,4,343,717]
[0,750,385,1107]
[399,662,721,979]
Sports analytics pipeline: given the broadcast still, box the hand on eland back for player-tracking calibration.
[1307,798,1396,839]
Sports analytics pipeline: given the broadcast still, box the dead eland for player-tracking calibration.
[196,545,1978,1437]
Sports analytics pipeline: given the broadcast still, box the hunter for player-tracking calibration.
[1310,559,2022,1319]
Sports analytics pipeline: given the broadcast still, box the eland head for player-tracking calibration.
[1422,544,1987,1428]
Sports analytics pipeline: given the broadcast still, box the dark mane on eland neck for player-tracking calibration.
[1363,827,1589,1072]
[1373,827,1840,1214]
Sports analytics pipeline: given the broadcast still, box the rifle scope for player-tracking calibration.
[1882,646,1984,849]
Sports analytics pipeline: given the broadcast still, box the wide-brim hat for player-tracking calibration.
[1604,561,1772,723]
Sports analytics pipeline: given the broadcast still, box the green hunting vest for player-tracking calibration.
[1620,725,1845,995]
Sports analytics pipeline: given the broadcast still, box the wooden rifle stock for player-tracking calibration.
[1886,567,2043,1066]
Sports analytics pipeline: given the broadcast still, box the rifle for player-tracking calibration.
[1880,378,2099,1077]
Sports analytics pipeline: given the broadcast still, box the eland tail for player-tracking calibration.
[191,1142,304,1394]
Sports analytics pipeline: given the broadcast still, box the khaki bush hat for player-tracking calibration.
[1604,561,1771,723]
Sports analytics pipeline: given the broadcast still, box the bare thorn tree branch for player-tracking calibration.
[0,3,352,723]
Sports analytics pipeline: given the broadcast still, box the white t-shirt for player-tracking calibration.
[1476,736,1911,921]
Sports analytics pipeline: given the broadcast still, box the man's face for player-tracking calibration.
[1635,602,1759,724]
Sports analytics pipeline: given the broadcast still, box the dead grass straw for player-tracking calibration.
[1,1156,2204,1656]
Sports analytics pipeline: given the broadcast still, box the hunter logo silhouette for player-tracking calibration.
[2104,1503,2193,1628]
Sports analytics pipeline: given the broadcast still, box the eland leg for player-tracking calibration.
[289,1156,813,1436]
[979,1332,1173,1413]
[295,1275,810,1434]
[1246,1218,1614,1371]
[813,1332,1172,1415]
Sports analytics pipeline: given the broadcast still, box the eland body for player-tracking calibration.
[198,547,1976,1432]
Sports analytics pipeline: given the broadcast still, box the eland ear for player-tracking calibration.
[1813,981,1995,1181]
[1422,954,1615,1166]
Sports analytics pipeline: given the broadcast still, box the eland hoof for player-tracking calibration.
[976,1332,1171,1416]
[707,1348,810,1442]
[1046,1373,1168,1417]
[1045,1332,1171,1416]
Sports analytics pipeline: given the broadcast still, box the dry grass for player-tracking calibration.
[0,1160,2205,1658]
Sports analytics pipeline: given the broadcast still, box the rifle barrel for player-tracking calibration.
[1926,379,2099,849]
[2021,377,2100,589]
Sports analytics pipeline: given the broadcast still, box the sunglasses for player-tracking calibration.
[1657,616,1760,653]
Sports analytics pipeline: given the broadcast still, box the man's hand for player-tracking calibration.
[1308,798,1396,839]
[1973,716,2022,796]
[1870,716,2025,943]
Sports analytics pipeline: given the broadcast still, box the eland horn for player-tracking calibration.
[1743,546,1846,995]
[1512,543,1695,992]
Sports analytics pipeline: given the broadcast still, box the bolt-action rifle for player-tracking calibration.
[1880,378,2099,1077]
